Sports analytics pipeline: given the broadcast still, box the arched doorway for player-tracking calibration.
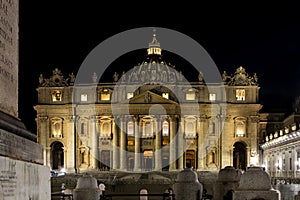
[233,142,246,170]
[51,142,64,170]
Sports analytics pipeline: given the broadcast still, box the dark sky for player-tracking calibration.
[18,3,300,133]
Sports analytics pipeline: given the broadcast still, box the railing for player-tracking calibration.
[51,192,73,200]
[50,191,215,200]
[51,183,73,200]
[100,192,175,200]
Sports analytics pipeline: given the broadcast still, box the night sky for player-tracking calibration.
[18,3,300,133]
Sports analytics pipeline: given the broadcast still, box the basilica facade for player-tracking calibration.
[35,34,262,173]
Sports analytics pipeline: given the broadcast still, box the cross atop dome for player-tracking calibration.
[147,29,162,56]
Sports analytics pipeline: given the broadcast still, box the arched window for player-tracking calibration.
[142,117,154,138]
[235,117,246,137]
[162,121,169,136]
[127,121,134,136]
[101,121,111,137]
[51,118,62,138]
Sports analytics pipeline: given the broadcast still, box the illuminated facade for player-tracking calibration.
[35,34,262,173]
[261,100,300,179]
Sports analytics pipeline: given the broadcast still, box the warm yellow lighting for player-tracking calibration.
[80,94,87,101]
[280,130,283,136]
[143,150,153,157]
[52,90,62,102]
[236,89,245,101]
[147,48,161,55]
[162,93,169,99]
[127,92,134,99]
[237,129,244,137]
[209,93,216,101]
[186,93,195,100]
[285,127,289,134]
[101,93,110,101]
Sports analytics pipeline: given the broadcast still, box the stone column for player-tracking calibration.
[246,146,250,169]
[169,116,177,170]
[197,116,205,170]
[39,116,48,166]
[89,115,98,169]
[66,115,76,172]
[112,119,119,169]
[178,119,184,170]
[134,116,141,171]
[119,117,127,171]
[217,113,225,169]
[46,147,51,168]
[155,117,162,171]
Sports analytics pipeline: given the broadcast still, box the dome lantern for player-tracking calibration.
[147,29,162,56]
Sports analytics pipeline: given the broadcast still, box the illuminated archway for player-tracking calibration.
[51,141,64,170]
[233,142,247,170]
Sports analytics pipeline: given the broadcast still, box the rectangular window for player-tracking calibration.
[127,122,134,136]
[209,93,216,101]
[162,121,169,136]
[127,92,134,99]
[80,94,88,101]
[236,89,245,101]
[162,93,169,99]
[186,93,195,100]
[52,90,62,102]
[101,93,110,101]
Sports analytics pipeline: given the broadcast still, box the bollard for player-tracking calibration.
[213,166,241,200]
[73,174,101,200]
[233,167,281,200]
[173,168,203,200]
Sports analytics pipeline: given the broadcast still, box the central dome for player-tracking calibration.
[126,33,184,83]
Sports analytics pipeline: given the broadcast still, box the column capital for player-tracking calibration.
[89,115,98,121]
[66,115,77,122]
[169,115,178,122]
[39,115,48,122]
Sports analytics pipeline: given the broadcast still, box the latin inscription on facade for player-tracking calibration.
[0,0,18,117]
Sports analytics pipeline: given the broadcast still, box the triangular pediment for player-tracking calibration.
[125,91,178,104]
